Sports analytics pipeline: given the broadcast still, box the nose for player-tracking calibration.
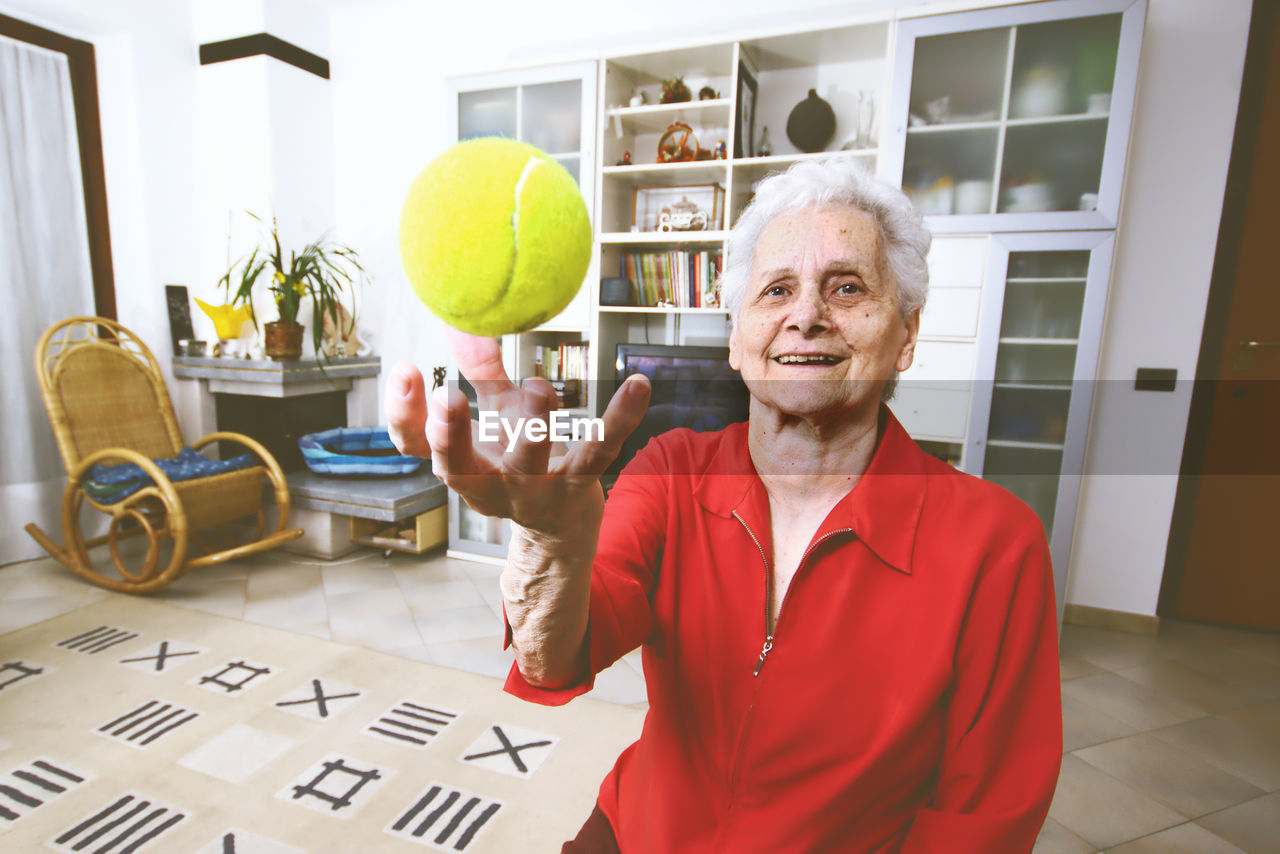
[785,286,830,335]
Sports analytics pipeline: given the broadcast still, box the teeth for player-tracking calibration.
[776,355,839,364]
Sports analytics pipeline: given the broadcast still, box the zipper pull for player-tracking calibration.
[753,636,774,677]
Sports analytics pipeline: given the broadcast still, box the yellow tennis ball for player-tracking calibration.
[399,138,592,337]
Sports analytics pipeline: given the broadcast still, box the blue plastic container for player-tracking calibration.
[298,427,424,476]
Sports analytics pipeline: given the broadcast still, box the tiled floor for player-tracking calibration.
[2,549,1278,852]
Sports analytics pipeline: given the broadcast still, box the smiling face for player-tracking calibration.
[728,204,920,427]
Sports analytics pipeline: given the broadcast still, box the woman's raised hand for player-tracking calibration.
[386,328,651,538]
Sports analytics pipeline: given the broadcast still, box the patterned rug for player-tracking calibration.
[0,595,644,853]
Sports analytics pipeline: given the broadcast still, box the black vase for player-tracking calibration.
[786,89,836,154]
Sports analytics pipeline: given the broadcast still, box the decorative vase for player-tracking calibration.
[264,320,304,361]
[786,89,836,153]
[194,298,253,341]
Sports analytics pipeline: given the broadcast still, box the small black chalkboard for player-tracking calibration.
[165,284,195,356]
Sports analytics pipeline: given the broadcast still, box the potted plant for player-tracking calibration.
[218,215,364,360]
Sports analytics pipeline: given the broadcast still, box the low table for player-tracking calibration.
[284,470,448,558]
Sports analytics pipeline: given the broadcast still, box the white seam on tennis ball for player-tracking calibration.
[511,154,542,258]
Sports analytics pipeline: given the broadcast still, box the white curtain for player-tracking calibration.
[0,34,97,565]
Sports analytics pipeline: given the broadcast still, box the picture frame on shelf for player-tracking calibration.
[734,60,757,159]
[632,184,726,234]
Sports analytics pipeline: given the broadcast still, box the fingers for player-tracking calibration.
[569,373,652,477]
[385,362,429,457]
[503,378,556,477]
[427,384,482,480]
[447,327,518,410]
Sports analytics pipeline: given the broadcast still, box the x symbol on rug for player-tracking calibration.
[463,726,552,774]
[120,642,199,672]
[275,679,360,718]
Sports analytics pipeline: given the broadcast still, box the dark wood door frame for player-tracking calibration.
[0,12,115,319]
[1158,0,1274,617]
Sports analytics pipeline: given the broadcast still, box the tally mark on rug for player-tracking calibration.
[459,723,559,778]
[278,753,392,818]
[272,678,363,721]
[192,658,278,695]
[386,782,502,851]
[0,758,88,825]
[48,792,186,853]
[118,640,206,674]
[0,660,51,693]
[194,827,306,854]
[96,698,200,748]
[363,700,460,748]
[55,625,140,655]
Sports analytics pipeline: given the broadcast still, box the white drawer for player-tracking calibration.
[927,237,988,286]
[919,287,981,339]
[901,340,977,386]
[891,386,971,442]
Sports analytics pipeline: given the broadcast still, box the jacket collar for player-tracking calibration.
[693,410,928,575]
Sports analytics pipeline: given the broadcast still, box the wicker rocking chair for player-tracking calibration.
[24,316,304,593]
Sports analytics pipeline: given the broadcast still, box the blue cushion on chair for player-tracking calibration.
[298,427,424,476]
[84,446,256,504]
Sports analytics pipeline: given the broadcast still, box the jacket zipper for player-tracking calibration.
[718,512,852,851]
[734,512,853,677]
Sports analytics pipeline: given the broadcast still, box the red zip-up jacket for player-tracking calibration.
[505,412,1062,853]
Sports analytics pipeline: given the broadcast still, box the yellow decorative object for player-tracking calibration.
[195,298,252,340]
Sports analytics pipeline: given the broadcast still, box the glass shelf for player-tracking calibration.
[987,439,1066,451]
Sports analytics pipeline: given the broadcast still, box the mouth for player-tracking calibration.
[773,353,845,366]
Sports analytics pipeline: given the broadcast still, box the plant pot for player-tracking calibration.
[264,321,304,361]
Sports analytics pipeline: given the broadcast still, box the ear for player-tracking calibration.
[895,308,921,373]
[728,322,742,371]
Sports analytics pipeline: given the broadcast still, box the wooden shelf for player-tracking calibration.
[607,99,732,134]
[599,230,729,244]
[602,161,729,184]
[599,306,728,315]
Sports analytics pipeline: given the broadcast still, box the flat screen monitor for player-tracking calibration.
[605,344,750,485]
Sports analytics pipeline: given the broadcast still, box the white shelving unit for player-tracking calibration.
[439,0,1145,576]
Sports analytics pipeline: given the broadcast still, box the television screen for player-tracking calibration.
[604,344,750,486]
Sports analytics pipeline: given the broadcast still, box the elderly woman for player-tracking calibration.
[387,159,1062,853]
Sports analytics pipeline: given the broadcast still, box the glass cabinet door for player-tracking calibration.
[886,0,1145,232]
[451,61,597,334]
[446,62,598,562]
[966,232,1115,619]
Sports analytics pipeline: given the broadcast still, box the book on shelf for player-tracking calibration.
[620,249,723,308]
[532,342,587,407]
[533,342,589,382]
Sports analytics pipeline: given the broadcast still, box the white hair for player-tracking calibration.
[719,158,931,325]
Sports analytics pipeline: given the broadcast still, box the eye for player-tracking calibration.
[764,284,789,297]
[834,281,863,296]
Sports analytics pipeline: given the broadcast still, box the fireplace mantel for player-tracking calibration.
[172,354,380,397]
